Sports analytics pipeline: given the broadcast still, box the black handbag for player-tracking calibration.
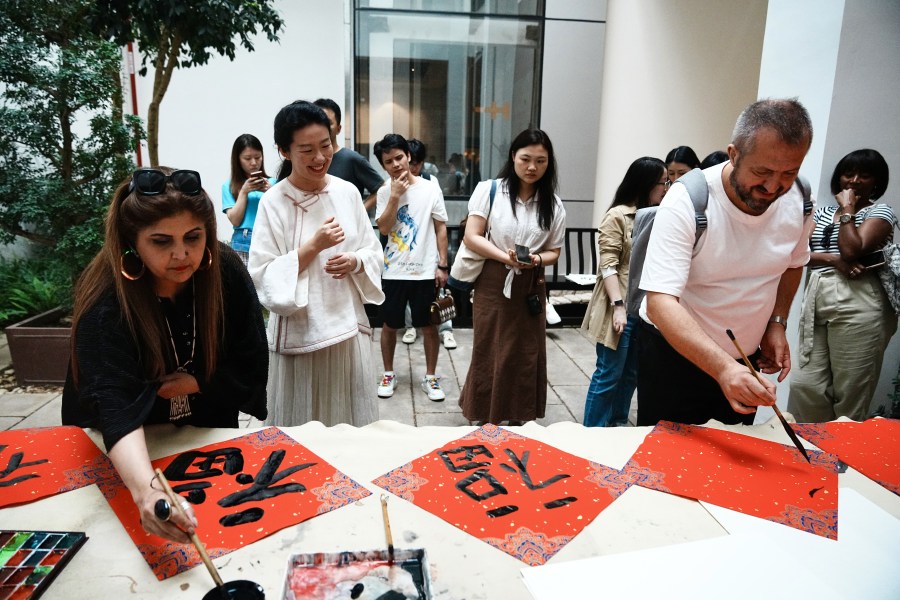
[526,268,544,316]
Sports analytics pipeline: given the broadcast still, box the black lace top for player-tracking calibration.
[61,244,268,450]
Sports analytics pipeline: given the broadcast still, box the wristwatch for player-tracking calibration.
[768,315,787,328]
[611,299,624,307]
[839,212,854,224]
[437,265,450,272]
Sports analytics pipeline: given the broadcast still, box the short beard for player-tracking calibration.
[729,167,782,216]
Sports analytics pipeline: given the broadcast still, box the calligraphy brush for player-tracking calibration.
[380,494,395,567]
[154,468,227,593]
[725,329,810,463]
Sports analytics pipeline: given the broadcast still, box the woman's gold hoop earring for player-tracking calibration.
[120,249,145,281]
[199,247,213,271]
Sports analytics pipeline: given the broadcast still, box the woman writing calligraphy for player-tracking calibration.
[62,167,268,543]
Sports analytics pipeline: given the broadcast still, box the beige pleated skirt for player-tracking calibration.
[265,331,378,427]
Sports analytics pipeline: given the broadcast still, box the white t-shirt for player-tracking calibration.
[639,162,814,357]
[468,179,566,255]
[376,176,448,280]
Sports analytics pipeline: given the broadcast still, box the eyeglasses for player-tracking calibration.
[820,222,836,249]
[128,169,202,196]
[657,180,671,188]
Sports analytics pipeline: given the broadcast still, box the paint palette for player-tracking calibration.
[281,549,432,600]
[0,531,87,600]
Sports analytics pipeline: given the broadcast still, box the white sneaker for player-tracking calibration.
[545,302,562,325]
[421,375,445,402]
[401,327,417,344]
[441,330,457,349]
[377,373,396,398]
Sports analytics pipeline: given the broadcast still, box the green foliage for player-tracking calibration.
[88,0,282,164]
[92,0,284,72]
[0,255,70,327]
[0,0,139,284]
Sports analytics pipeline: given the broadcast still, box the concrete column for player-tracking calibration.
[593,0,767,222]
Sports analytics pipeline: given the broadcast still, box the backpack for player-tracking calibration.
[624,168,812,316]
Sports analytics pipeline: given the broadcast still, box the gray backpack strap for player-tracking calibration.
[678,168,709,246]
[794,174,813,215]
[625,206,657,316]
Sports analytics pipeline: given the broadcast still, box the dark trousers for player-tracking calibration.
[635,320,756,427]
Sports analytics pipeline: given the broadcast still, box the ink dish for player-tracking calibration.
[201,578,265,600]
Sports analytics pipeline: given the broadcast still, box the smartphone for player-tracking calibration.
[515,244,531,265]
[860,249,886,270]
[249,170,264,179]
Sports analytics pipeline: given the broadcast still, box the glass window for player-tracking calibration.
[356,1,541,17]
[355,3,544,200]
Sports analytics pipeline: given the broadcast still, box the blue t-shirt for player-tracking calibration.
[221,178,275,230]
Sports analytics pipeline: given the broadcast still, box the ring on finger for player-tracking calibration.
[154,498,171,522]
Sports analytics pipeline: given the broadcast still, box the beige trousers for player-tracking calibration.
[788,269,897,422]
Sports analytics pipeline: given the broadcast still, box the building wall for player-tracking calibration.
[757,0,900,415]
[541,1,607,227]
[818,0,900,413]
[132,1,607,239]
[131,0,345,241]
[755,0,846,415]
[593,0,768,220]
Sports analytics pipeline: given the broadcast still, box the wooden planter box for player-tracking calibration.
[4,307,71,386]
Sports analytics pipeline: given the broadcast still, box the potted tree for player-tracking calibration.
[0,1,137,385]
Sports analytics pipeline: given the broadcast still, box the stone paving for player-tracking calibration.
[0,327,621,432]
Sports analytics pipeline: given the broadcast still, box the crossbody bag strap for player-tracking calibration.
[484,179,497,241]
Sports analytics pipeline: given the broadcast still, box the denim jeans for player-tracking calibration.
[583,314,638,427]
[231,228,252,252]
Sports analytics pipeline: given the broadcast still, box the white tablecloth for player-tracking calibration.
[1,419,897,599]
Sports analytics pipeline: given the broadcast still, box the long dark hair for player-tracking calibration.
[229,134,268,198]
[496,128,558,230]
[610,157,666,211]
[70,167,223,384]
[665,146,701,169]
[273,100,332,182]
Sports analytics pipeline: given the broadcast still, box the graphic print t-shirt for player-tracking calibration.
[375,177,448,280]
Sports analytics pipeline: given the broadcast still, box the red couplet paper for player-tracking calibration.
[622,421,839,539]
[372,424,629,566]
[793,418,900,496]
[101,427,371,580]
[0,426,112,508]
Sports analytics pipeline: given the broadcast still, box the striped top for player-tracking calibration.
[809,203,896,270]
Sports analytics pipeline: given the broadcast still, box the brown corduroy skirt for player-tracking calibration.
[459,259,547,423]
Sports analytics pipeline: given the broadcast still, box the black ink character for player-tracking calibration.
[438,445,494,473]
[0,445,49,487]
[216,450,317,527]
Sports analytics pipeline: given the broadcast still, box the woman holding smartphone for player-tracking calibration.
[788,149,896,422]
[458,129,566,425]
[222,134,274,265]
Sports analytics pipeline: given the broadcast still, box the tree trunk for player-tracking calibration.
[147,29,181,166]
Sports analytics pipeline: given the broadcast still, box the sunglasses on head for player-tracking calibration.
[128,169,202,196]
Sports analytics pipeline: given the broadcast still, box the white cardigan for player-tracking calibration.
[248,176,385,354]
